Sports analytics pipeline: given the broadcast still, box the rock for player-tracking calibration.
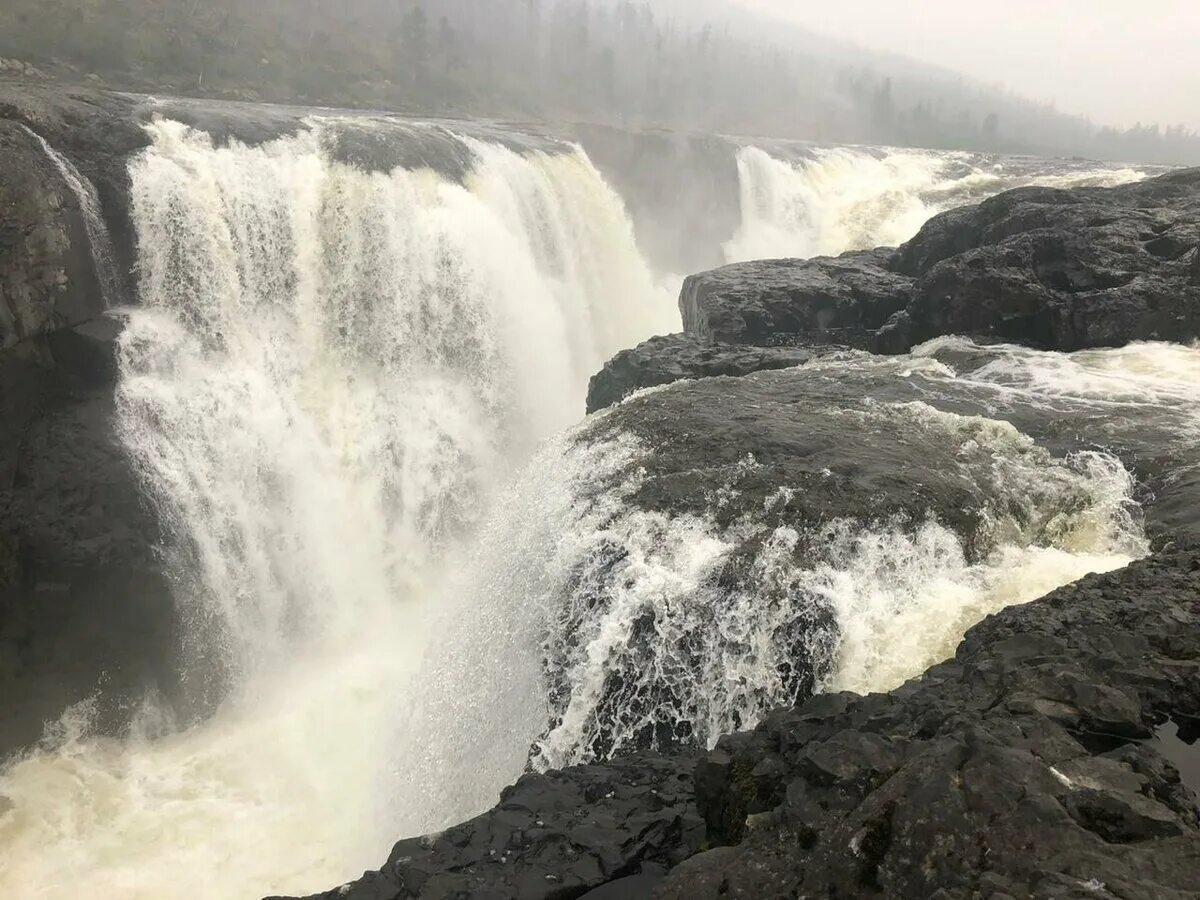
[0,119,105,348]
[0,318,183,757]
[667,551,1200,899]
[671,169,1200,355]
[290,553,1200,900]
[276,754,704,900]
[585,334,821,413]
[0,86,178,757]
[679,247,911,347]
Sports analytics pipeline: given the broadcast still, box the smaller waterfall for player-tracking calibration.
[19,124,121,307]
[724,144,1148,263]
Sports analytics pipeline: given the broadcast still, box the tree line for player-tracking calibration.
[2,0,1197,165]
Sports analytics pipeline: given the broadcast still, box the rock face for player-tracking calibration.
[585,334,821,413]
[672,168,1200,357]
[287,553,1200,900]
[667,551,1200,900]
[679,247,911,348]
[0,85,179,757]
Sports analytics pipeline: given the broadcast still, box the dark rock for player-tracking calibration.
[894,172,1200,351]
[292,553,1200,900]
[664,552,1200,899]
[679,248,911,347]
[588,363,1091,555]
[0,85,179,758]
[277,755,704,900]
[0,82,151,296]
[0,323,182,758]
[0,118,107,348]
[673,168,1200,355]
[585,334,820,413]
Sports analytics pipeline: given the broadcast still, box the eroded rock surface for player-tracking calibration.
[585,334,821,413]
[1,85,178,757]
[287,553,1199,900]
[673,168,1200,357]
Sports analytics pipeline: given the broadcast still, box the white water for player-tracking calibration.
[510,388,1148,769]
[725,144,1148,262]
[0,119,1188,900]
[0,118,674,900]
[19,124,121,307]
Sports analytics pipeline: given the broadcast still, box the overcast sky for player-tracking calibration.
[739,0,1200,131]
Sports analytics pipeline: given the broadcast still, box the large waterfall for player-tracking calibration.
[0,124,1177,900]
[0,117,676,899]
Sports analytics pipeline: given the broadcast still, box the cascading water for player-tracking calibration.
[724,144,1150,262]
[0,111,1190,900]
[446,357,1155,772]
[19,124,121,307]
[0,117,675,900]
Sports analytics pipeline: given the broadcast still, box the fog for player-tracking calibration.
[1,0,1197,164]
[742,0,1200,132]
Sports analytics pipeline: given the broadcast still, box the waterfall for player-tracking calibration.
[19,124,121,307]
[724,144,1149,263]
[0,116,1180,900]
[0,117,676,900]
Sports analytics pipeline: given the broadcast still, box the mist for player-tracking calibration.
[1,1,1198,161]
[742,0,1200,134]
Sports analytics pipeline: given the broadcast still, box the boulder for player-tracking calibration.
[585,334,820,413]
[679,247,911,347]
[902,172,1200,350]
[669,168,1200,355]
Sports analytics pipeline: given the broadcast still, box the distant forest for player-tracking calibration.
[3,0,1199,165]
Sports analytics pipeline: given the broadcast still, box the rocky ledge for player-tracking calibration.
[294,168,1200,900]
[285,552,1199,900]
[589,168,1200,408]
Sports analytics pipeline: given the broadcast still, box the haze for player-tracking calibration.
[743,0,1200,131]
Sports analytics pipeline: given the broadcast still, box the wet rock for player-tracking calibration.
[0,119,105,348]
[679,247,911,347]
[664,552,1200,899]
[585,334,820,413]
[279,755,704,900]
[1,85,177,757]
[672,168,1200,355]
[291,553,1200,900]
[0,323,182,758]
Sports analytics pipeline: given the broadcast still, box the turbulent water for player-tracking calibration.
[725,144,1148,262]
[0,122,1187,899]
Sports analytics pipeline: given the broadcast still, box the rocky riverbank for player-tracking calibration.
[283,552,1199,900]
[301,169,1200,899]
[590,168,1200,411]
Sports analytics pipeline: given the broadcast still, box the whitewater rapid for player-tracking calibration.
[725,144,1148,262]
[0,124,1184,900]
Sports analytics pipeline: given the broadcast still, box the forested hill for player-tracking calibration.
[3,0,1198,165]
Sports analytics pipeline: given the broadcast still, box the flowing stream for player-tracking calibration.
[0,121,1179,899]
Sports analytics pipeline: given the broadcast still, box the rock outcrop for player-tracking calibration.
[679,247,911,348]
[286,552,1200,900]
[0,85,179,758]
[667,551,1200,900]
[668,168,1200,365]
[585,334,821,413]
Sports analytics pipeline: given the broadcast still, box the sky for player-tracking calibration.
[739,0,1200,131]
